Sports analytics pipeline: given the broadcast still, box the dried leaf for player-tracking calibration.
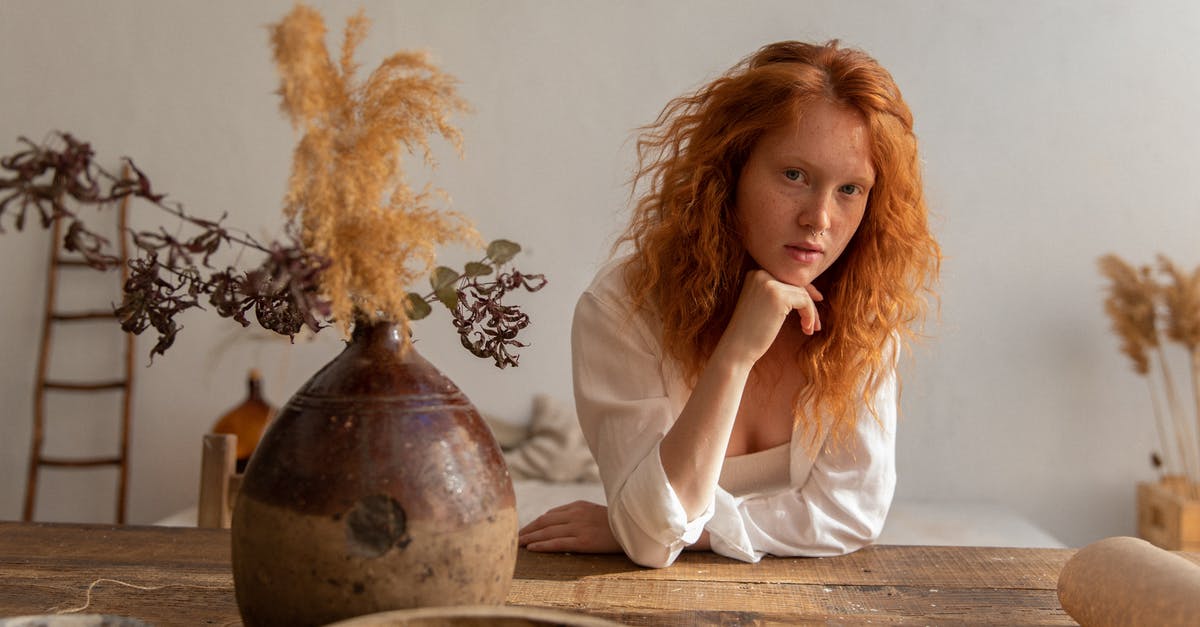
[406,292,432,320]
[464,261,492,277]
[435,284,458,310]
[430,265,460,292]
[487,239,521,265]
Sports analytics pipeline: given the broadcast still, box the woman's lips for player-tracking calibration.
[785,244,823,263]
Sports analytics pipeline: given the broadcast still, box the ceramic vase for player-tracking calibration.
[231,318,517,627]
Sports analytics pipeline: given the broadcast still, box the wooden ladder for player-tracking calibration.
[23,186,136,523]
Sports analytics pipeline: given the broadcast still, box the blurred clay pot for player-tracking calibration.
[231,319,517,627]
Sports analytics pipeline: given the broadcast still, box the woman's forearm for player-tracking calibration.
[658,270,822,521]
[658,342,753,518]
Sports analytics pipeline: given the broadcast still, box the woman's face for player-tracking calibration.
[734,99,875,288]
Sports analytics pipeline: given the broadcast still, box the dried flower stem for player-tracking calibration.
[1146,376,1174,479]
[1155,345,1200,482]
[1099,253,1200,488]
[1158,256,1200,488]
[1191,348,1200,493]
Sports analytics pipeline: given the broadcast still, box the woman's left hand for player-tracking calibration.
[518,500,622,553]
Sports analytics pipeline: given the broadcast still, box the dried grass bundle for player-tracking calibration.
[1099,255,1157,375]
[1100,254,1200,495]
[1158,256,1200,350]
[271,4,479,333]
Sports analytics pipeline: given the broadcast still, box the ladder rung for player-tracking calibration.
[51,310,118,322]
[43,380,128,391]
[39,455,123,468]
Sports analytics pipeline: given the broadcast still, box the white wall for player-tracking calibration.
[1,0,1196,547]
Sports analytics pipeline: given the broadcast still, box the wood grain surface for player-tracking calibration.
[3,521,1195,626]
[508,548,1076,625]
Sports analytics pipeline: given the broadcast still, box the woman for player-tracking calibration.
[519,41,940,567]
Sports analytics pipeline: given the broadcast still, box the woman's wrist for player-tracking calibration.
[708,338,758,379]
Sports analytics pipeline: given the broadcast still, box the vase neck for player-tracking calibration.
[246,369,264,401]
[351,317,409,354]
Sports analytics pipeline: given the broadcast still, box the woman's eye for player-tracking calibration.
[784,169,804,182]
[839,184,861,195]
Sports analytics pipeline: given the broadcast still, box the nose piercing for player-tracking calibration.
[809,228,826,237]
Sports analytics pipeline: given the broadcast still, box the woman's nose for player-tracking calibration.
[798,191,833,232]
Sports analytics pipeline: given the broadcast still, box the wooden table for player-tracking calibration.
[0,520,1188,625]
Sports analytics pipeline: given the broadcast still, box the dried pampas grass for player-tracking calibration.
[270,4,480,334]
[1099,255,1157,374]
[1100,254,1200,496]
[1158,256,1200,350]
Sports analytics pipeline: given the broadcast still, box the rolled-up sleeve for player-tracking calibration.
[572,290,711,568]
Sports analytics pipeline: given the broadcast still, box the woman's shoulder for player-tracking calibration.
[575,255,663,345]
[580,255,635,309]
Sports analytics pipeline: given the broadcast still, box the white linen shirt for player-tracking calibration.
[572,259,897,568]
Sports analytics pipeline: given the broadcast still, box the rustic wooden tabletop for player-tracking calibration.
[2,520,1182,625]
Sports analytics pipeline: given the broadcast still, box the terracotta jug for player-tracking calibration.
[231,318,517,627]
[211,369,275,472]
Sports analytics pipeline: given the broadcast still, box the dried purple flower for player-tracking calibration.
[453,270,548,369]
[2,132,546,367]
[2,132,333,360]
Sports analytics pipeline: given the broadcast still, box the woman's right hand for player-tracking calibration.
[717,269,824,367]
[518,500,622,554]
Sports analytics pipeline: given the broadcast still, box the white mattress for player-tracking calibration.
[509,480,1065,549]
[156,479,1065,549]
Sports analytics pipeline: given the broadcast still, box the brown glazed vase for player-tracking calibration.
[231,319,518,627]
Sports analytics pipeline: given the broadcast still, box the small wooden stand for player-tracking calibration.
[198,433,242,529]
[1137,476,1200,551]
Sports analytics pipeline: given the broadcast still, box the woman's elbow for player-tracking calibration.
[835,532,874,555]
[608,504,685,568]
[619,530,686,566]
[623,544,678,568]
[612,525,681,568]
[832,514,886,555]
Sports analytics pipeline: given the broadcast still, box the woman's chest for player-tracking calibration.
[726,365,804,457]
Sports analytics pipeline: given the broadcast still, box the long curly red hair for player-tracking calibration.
[618,40,940,437]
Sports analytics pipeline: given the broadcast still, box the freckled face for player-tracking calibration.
[734,99,875,288]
